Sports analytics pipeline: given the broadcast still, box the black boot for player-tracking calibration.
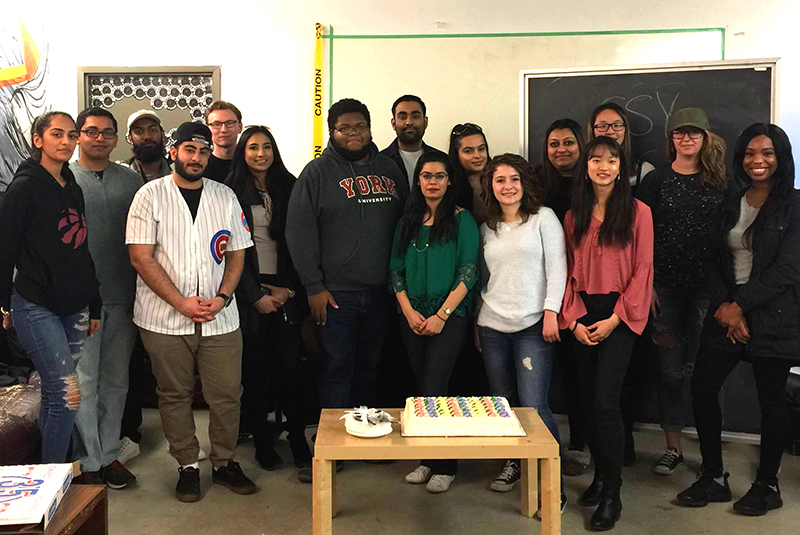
[590,486,622,531]
[579,474,605,507]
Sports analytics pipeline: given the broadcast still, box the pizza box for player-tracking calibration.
[0,464,73,530]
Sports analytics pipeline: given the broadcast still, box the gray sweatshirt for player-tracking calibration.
[71,161,143,305]
[477,207,567,333]
[286,141,408,295]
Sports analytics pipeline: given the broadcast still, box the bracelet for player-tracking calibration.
[0,307,9,317]
[436,313,448,321]
[569,323,577,332]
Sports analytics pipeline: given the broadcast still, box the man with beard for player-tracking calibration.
[71,107,143,489]
[203,101,243,182]
[123,109,171,181]
[380,95,447,188]
[287,99,407,482]
[126,122,256,502]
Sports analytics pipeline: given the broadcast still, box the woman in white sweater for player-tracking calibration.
[477,153,567,504]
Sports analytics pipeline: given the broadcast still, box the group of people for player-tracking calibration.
[0,92,797,530]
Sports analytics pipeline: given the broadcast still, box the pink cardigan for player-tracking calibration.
[558,200,654,335]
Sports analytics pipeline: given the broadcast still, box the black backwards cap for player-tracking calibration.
[173,121,213,148]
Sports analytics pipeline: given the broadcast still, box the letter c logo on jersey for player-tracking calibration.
[210,230,231,265]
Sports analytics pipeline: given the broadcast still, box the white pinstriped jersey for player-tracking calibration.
[125,175,253,336]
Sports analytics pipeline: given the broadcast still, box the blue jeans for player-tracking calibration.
[317,289,390,409]
[651,286,708,432]
[479,320,561,446]
[74,304,137,471]
[11,290,89,463]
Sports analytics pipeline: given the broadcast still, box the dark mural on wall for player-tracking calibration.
[0,17,47,194]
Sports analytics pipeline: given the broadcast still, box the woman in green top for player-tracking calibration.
[390,151,479,494]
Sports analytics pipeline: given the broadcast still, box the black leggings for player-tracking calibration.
[692,344,792,484]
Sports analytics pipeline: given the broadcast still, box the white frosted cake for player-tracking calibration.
[401,396,526,437]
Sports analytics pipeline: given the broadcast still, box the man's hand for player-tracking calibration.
[88,319,101,337]
[308,291,338,325]
[178,296,213,322]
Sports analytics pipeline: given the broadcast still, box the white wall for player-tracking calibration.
[27,0,800,176]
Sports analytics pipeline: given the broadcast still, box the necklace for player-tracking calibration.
[411,239,429,252]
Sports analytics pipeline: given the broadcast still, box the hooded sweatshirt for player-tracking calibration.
[286,140,409,295]
[0,159,101,318]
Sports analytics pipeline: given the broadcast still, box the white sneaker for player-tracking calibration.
[426,474,455,493]
[117,437,140,465]
[405,465,432,484]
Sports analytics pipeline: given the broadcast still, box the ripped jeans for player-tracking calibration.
[480,320,560,446]
[11,290,89,463]
[651,286,708,432]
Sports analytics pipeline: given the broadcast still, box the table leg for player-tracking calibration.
[520,458,538,518]
[313,459,335,535]
[540,456,561,535]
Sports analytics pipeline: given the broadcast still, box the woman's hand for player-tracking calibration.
[650,287,660,318]
[542,310,561,343]
[571,322,598,346]
[88,319,101,337]
[586,314,621,343]
[254,294,282,314]
[264,284,291,304]
[715,301,743,328]
[2,314,12,331]
[727,316,750,344]
[419,315,445,336]
[403,308,426,334]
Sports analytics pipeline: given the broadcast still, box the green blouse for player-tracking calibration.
[389,210,480,317]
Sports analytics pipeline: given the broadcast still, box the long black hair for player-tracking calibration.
[225,125,293,240]
[571,136,635,247]
[398,151,459,253]
[448,123,490,211]
[539,118,584,197]
[733,123,796,249]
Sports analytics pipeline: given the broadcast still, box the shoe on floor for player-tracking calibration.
[296,459,343,484]
[255,444,283,471]
[73,471,103,485]
[676,472,732,507]
[213,461,258,495]
[101,460,136,489]
[733,481,783,516]
[117,437,140,465]
[426,474,455,493]
[405,465,432,484]
[623,434,636,466]
[289,435,312,468]
[176,467,201,502]
[491,460,520,492]
[653,448,684,475]
[535,491,568,518]
[562,447,591,477]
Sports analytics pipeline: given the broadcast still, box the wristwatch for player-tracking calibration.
[441,307,452,317]
[215,293,234,308]
[287,288,296,299]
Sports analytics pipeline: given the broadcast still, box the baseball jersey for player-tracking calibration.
[126,175,253,336]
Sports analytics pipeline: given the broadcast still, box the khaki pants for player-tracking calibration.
[139,326,242,468]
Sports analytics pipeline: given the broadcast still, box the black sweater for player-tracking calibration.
[0,159,101,318]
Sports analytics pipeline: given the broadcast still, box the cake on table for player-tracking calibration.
[401,396,526,437]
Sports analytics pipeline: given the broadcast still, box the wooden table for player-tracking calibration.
[0,485,107,535]
[313,408,560,535]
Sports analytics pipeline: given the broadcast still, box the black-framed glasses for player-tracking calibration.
[334,123,369,135]
[593,122,625,133]
[451,123,483,136]
[208,119,240,130]
[420,172,449,181]
[81,128,117,139]
[671,128,704,140]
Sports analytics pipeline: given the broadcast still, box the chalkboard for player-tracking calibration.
[522,60,776,170]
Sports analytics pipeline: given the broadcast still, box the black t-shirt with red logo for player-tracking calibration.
[0,158,101,318]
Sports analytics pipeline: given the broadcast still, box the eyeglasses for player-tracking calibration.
[671,129,704,140]
[208,120,240,130]
[420,172,449,181]
[451,123,483,136]
[81,128,117,139]
[334,123,369,135]
[594,122,625,133]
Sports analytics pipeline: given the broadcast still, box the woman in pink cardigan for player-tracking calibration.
[559,136,653,531]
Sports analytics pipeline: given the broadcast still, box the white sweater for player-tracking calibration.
[477,207,567,333]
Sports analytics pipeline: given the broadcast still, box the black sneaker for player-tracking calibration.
[255,444,283,471]
[212,461,258,495]
[101,460,137,489]
[653,448,684,476]
[491,460,521,492]
[176,467,201,502]
[733,481,783,516]
[676,472,732,507]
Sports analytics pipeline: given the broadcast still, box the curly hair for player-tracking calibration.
[667,130,727,190]
[481,153,546,232]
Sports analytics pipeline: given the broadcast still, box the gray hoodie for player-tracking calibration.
[286,141,409,295]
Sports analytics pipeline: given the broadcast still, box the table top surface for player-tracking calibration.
[0,485,106,535]
[314,408,559,460]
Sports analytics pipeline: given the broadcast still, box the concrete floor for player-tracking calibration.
[107,409,800,534]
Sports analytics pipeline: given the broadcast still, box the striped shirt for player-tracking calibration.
[126,175,253,336]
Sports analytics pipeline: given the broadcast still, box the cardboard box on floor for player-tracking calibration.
[0,463,75,530]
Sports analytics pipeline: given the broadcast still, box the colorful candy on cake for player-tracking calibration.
[401,396,526,436]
